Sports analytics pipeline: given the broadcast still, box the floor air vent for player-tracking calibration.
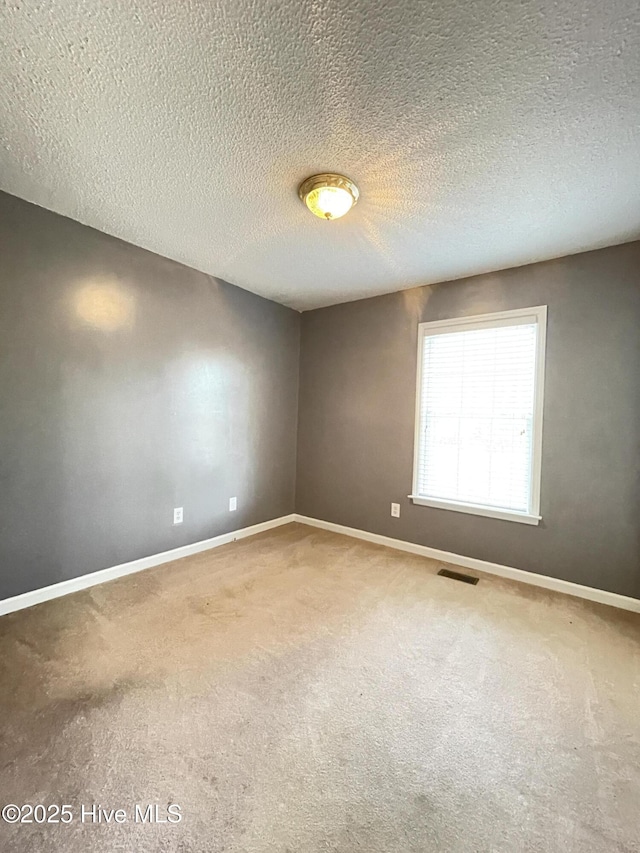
[437,568,479,585]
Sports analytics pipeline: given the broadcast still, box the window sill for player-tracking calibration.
[408,495,541,525]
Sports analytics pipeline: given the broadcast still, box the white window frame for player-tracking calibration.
[410,306,547,525]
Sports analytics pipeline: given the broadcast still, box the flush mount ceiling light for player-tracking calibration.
[298,173,359,220]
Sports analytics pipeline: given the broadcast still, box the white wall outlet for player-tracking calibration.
[173,507,183,525]
[229,496,237,512]
[391,502,400,518]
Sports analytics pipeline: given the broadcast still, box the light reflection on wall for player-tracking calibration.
[401,284,431,321]
[173,352,251,475]
[72,278,136,331]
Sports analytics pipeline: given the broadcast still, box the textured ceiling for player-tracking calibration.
[1,1,639,310]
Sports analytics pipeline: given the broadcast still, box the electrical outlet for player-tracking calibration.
[391,502,400,518]
[173,507,183,525]
[229,496,237,512]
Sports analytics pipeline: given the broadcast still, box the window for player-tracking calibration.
[411,306,547,524]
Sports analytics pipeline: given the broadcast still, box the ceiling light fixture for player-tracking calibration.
[298,173,359,220]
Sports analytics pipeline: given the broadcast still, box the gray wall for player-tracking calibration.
[296,242,640,599]
[2,188,639,603]
[0,192,300,600]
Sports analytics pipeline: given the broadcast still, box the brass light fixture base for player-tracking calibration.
[298,173,360,220]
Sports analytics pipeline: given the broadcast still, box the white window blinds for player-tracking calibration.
[412,308,546,523]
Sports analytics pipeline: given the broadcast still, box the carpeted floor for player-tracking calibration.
[0,523,639,852]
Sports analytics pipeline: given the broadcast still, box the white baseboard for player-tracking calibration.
[293,515,640,614]
[4,512,638,618]
[0,514,296,618]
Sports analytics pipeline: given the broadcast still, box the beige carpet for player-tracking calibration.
[1,523,639,852]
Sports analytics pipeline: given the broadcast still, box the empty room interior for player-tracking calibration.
[1,1,639,851]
